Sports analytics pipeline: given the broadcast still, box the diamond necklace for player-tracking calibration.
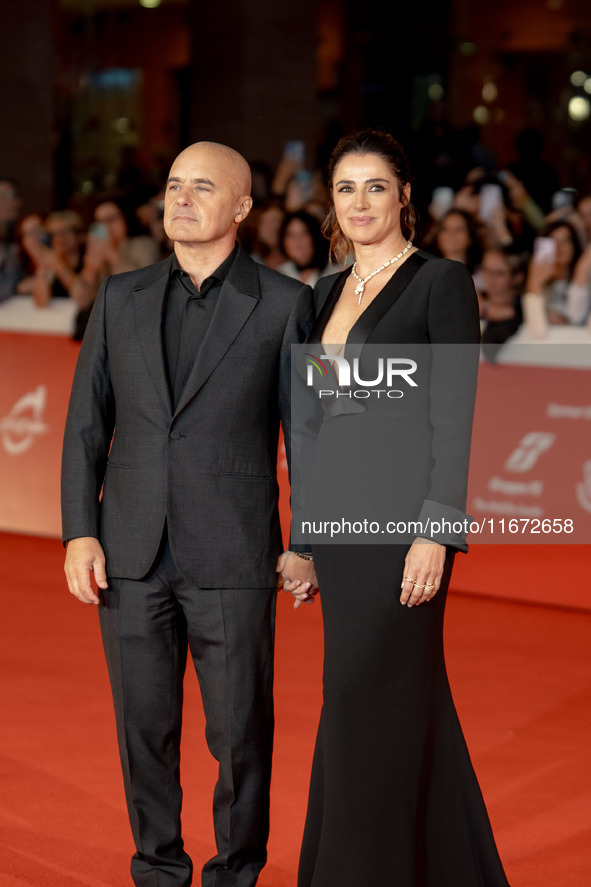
[351,241,413,305]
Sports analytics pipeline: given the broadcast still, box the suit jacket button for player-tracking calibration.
[170,430,181,440]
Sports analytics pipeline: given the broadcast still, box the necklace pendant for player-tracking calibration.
[351,242,412,308]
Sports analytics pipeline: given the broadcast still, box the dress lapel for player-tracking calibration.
[308,252,427,348]
[133,256,175,413]
[173,246,261,417]
[346,252,427,347]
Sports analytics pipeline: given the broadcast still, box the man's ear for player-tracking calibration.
[235,195,253,223]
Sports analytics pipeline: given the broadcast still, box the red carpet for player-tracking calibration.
[1,532,590,886]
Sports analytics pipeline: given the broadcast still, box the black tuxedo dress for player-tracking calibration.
[297,252,511,887]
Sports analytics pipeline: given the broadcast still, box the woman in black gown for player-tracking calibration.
[283,131,511,887]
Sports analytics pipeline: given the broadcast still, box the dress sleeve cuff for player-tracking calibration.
[416,500,472,552]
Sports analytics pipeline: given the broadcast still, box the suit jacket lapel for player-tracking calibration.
[307,270,348,344]
[173,246,261,417]
[133,256,174,413]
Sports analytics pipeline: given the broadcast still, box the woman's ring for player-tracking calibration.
[404,576,417,583]
[413,582,426,589]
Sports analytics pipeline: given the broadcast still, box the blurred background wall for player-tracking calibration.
[1,0,590,213]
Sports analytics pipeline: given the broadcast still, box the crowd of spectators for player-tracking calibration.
[2,133,591,355]
[244,142,591,357]
[1,181,167,338]
[418,172,591,352]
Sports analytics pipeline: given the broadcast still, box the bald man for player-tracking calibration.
[62,142,315,887]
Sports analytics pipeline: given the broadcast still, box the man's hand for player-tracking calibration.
[276,551,319,609]
[64,536,108,605]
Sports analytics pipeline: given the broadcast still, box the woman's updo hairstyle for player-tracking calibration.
[322,129,417,264]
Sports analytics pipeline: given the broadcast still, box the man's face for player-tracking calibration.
[163,145,251,247]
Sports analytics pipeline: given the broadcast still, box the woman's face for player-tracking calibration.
[283,218,314,267]
[18,214,44,258]
[94,202,127,246]
[437,213,470,259]
[550,225,575,268]
[481,250,512,301]
[257,206,284,248]
[46,218,79,258]
[331,152,410,250]
[19,214,43,242]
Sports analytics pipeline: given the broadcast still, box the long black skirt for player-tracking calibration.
[298,544,511,887]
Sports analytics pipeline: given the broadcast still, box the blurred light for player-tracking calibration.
[482,81,498,102]
[113,117,132,134]
[568,96,591,121]
[139,0,161,7]
[89,69,141,90]
[428,83,445,101]
[459,42,477,56]
[473,105,490,124]
[80,180,94,195]
[570,70,587,87]
[584,78,591,94]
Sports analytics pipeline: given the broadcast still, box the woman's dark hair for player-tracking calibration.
[434,208,482,274]
[279,210,328,271]
[322,129,418,263]
[541,219,583,279]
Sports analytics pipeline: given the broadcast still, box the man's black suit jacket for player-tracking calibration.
[61,245,314,588]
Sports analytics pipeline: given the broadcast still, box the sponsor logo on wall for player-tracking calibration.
[503,431,555,473]
[0,385,50,455]
[470,397,591,537]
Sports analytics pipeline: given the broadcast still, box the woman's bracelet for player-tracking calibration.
[291,550,314,561]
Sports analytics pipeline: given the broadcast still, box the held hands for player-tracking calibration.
[276,550,319,609]
[64,536,108,605]
[400,538,446,607]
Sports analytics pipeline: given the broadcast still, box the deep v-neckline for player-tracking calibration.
[309,251,427,348]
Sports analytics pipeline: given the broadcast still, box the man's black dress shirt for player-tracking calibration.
[164,244,238,407]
